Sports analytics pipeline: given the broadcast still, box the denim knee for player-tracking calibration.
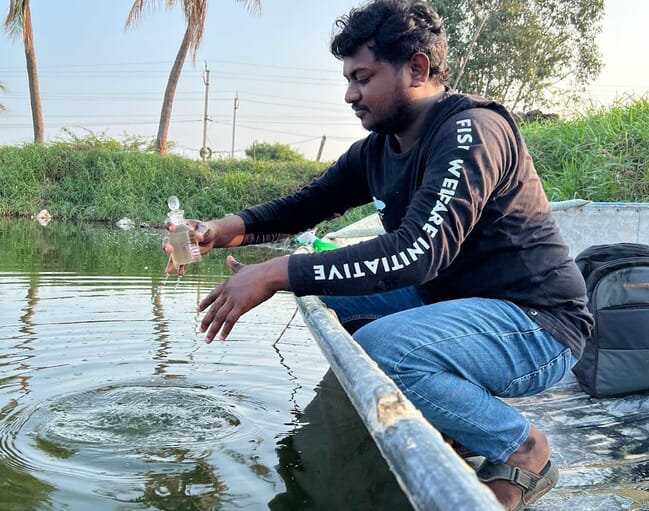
[353,320,391,369]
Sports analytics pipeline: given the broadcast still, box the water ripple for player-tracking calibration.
[1,379,271,484]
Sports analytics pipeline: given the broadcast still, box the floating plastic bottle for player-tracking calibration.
[166,195,202,268]
[294,230,339,253]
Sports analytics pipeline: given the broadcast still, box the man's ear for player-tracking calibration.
[409,52,431,87]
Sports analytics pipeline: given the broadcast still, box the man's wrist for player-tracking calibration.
[213,215,246,247]
[264,256,291,292]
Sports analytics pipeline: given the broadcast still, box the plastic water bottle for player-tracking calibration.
[167,196,202,268]
[294,230,339,252]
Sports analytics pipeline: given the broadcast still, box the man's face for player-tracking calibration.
[342,43,415,135]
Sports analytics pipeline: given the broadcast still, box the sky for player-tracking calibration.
[1,0,648,162]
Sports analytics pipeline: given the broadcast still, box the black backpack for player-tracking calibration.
[572,243,649,397]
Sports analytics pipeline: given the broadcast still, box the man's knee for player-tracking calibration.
[353,319,391,363]
[352,321,373,348]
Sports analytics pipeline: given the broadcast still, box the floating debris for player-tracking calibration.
[35,209,52,226]
[116,217,135,230]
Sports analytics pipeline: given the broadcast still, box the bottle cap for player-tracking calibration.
[167,195,180,210]
[166,195,185,225]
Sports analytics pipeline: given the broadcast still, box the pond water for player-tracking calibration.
[0,219,410,511]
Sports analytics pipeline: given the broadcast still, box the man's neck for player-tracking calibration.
[394,86,446,153]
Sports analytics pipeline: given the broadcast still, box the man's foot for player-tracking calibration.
[480,425,555,510]
[477,459,559,510]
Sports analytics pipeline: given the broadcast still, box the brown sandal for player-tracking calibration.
[476,459,559,511]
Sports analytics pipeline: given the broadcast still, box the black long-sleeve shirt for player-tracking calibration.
[238,92,593,357]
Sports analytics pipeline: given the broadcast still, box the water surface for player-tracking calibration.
[0,219,409,510]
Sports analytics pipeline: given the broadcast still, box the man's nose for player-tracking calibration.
[345,82,361,104]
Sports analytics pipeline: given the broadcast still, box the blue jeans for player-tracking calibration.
[320,288,575,463]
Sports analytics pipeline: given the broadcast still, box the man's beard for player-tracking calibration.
[367,92,417,135]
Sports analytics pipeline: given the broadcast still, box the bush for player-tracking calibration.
[244,141,305,161]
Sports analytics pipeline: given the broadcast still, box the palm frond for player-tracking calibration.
[182,0,208,53]
[125,0,168,28]
[236,0,261,14]
[4,0,25,38]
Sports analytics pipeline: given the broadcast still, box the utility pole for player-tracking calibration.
[316,135,327,162]
[231,92,239,159]
[201,61,211,161]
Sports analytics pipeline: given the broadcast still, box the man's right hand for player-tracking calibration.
[163,220,208,275]
[163,216,247,275]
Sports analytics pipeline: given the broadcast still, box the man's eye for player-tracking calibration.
[345,73,371,85]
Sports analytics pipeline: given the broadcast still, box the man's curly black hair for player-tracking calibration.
[330,0,451,85]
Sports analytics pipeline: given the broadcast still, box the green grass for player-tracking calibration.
[0,143,328,224]
[1,97,647,233]
[521,97,649,202]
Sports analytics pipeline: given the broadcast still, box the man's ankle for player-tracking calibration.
[507,425,550,472]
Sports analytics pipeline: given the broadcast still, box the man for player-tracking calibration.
[166,1,593,509]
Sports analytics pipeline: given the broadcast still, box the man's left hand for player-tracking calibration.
[198,255,290,342]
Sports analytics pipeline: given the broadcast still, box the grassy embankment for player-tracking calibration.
[523,98,649,202]
[0,98,647,233]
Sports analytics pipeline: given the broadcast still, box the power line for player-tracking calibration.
[0,119,199,128]
[2,96,353,116]
[0,58,342,74]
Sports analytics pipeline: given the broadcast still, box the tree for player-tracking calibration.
[4,0,44,143]
[245,141,305,161]
[432,0,604,111]
[126,0,261,155]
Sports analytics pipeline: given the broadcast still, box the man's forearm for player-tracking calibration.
[210,214,247,247]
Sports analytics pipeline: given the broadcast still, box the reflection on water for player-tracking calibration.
[0,219,408,510]
[269,369,411,511]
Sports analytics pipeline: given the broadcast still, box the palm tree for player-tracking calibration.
[4,0,44,143]
[126,0,261,155]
